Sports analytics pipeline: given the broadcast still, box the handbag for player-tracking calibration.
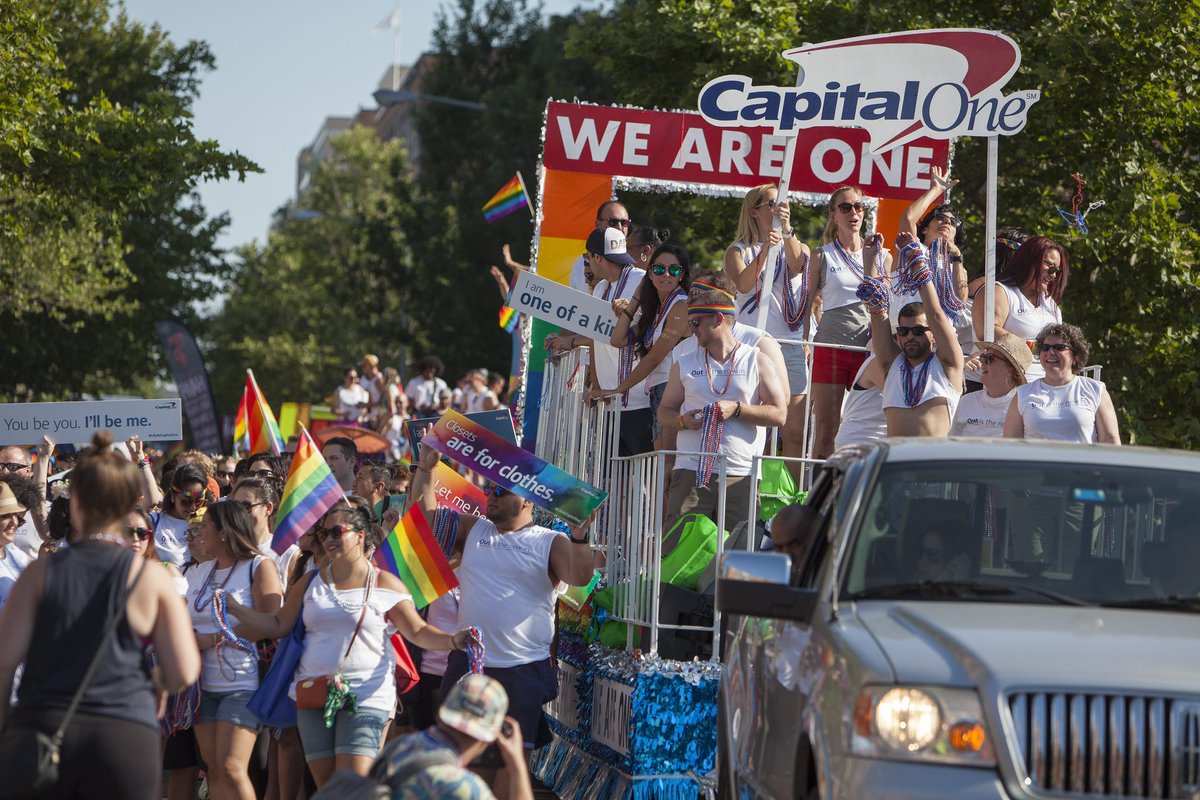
[390,634,420,695]
[247,612,307,728]
[0,554,145,800]
[296,567,373,711]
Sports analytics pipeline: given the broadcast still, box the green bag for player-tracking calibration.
[661,513,728,591]
[758,460,801,522]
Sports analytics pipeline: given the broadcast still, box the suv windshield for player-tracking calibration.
[841,460,1200,608]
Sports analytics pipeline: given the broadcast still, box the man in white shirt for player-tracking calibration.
[333,367,370,422]
[405,356,449,415]
[406,440,597,755]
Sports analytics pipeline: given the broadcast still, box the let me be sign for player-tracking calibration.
[0,399,184,446]
[507,270,618,341]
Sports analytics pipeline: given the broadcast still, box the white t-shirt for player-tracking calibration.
[819,241,865,311]
[335,384,370,419]
[732,243,809,342]
[591,267,649,410]
[152,512,190,569]
[881,354,962,425]
[11,508,46,561]
[1015,377,1104,444]
[405,376,449,412]
[0,544,30,610]
[187,557,267,692]
[642,291,689,389]
[675,342,765,478]
[420,584,460,677]
[1000,283,1062,381]
[950,389,1016,437]
[456,519,559,667]
[294,569,410,713]
[568,253,589,294]
[834,356,887,449]
[463,387,497,414]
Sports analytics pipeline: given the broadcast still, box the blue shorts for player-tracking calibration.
[296,707,391,761]
[198,690,260,730]
[441,651,558,749]
[648,383,667,440]
[780,341,811,396]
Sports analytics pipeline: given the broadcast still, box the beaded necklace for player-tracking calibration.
[643,289,686,349]
[780,251,811,331]
[85,532,129,548]
[695,404,725,488]
[901,353,936,407]
[192,559,239,612]
[703,341,742,396]
[324,562,375,615]
[830,238,865,281]
[601,266,633,302]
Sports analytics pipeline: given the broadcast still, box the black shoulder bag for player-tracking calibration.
[0,554,146,800]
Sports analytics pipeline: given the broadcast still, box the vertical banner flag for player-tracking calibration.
[374,506,459,608]
[243,370,285,455]
[272,427,344,554]
[482,171,532,222]
[153,319,223,454]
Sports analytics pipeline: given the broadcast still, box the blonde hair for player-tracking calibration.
[733,184,776,248]
[822,186,864,244]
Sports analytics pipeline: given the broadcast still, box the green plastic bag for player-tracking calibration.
[758,460,800,522]
[661,513,728,591]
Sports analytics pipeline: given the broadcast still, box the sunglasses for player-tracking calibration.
[0,463,29,473]
[175,489,208,508]
[127,526,152,541]
[600,217,631,229]
[317,524,360,541]
[487,485,512,498]
[895,324,930,337]
[246,469,275,478]
[978,353,999,364]
[754,198,780,209]
[836,201,865,214]
[234,500,265,512]
[688,314,718,329]
[1039,342,1071,353]
[651,263,683,277]
[919,546,944,562]
[216,470,235,479]
[1045,266,1062,277]
[933,212,962,228]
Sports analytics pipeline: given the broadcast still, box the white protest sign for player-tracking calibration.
[508,270,618,341]
[0,399,184,446]
[698,29,1039,154]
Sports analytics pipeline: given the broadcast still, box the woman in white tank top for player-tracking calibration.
[723,183,812,481]
[1004,323,1120,444]
[973,236,1068,381]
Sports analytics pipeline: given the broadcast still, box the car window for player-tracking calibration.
[841,460,1200,607]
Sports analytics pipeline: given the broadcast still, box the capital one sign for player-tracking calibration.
[699,29,1039,153]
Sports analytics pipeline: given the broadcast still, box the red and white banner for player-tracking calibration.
[542,101,949,201]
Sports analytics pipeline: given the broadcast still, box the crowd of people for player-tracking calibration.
[0,424,597,799]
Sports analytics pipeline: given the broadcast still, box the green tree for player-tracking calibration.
[210,128,421,409]
[0,0,257,401]
[567,0,1200,448]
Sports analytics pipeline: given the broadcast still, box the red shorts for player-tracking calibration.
[812,345,867,389]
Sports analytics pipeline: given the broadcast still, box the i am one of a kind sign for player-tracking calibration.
[520,28,1036,446]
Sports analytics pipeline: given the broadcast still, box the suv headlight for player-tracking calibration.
[853,686,995,766]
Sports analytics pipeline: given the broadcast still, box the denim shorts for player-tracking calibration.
[780,340,811,396]
[648,382,667,440]
[296,707,391,761]
[198,689,260,730]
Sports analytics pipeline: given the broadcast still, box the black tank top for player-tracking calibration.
[16,542,158,730]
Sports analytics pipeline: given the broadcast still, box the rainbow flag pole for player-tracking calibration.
[243,369,284,456]
[271,426,344,554]
[374,506,458,608]
[481,171,533,223]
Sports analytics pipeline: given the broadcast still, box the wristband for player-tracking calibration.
[623,307,635,319]
[733,401,742,419]
[570,534,589,545]
[138,457,151,469]
[781,228,795,239]
[679,415,686,430]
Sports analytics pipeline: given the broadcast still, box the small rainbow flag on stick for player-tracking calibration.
[498,305,519,333]
[271,428,344,554]
[240,370,285,455]
[374,507,459,608]
[482,171,532,223]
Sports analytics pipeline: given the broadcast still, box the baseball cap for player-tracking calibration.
[585,227,634,266]
[438,674,508,742]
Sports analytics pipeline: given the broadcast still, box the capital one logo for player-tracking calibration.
[698,29,1040,153]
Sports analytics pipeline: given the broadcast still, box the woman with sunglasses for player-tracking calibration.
[950,332,1032,437]
[0,432,200,800]
[724,184,812,479]
[1004,323,1120,444]
[974,236,1069,382]
[229,477,300,589]
[186,501,283,800]
[810,186,891,459]
[222,498,469,788]
[608,243,693,449]
[151,463,211,570]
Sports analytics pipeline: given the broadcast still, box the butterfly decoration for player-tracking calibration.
[1055,173,1104,235]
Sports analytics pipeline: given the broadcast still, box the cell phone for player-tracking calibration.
[500,721,513,738]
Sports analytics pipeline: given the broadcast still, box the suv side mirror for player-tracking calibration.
[717,552,818,623]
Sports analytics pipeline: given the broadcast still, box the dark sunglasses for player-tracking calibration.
[487,485,511,498]
[246,468,275,478]
[234,500,265,512]
[895,325,930,337]
[651,263,683,277]
[317,524,360,541]
[216,470,236,479]
[837,201,865,213]
[919,546,944,562]
[0,462,29,473]
[1039,342,1070,353]
[600,217,631,229]
[754,198,780,209]
[1045,266,1062,277]
[174,489,208,508]
[978,353,999,364]
[933,212,962,228]
[127,526,152,541]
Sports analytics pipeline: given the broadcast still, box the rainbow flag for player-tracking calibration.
[271,428,344,554]
[373,506,458,608]
[481,172,531,223]
[498,305,519,333]
[242,370,284,455]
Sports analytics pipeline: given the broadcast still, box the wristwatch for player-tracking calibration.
[781,228,795,240]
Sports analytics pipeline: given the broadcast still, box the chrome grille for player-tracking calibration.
[1007,692,1200,798]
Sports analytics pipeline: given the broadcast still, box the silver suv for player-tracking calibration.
[718,439,1200,799]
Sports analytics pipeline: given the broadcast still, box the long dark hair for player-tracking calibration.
[631,243,692,358]
[996,235,1070,303]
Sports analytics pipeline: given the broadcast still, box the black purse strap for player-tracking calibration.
[51,553,146,746]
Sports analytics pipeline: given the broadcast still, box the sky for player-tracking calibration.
[117,0,597,252]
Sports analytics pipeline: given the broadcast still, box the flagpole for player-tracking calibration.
[515,170,534,221]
